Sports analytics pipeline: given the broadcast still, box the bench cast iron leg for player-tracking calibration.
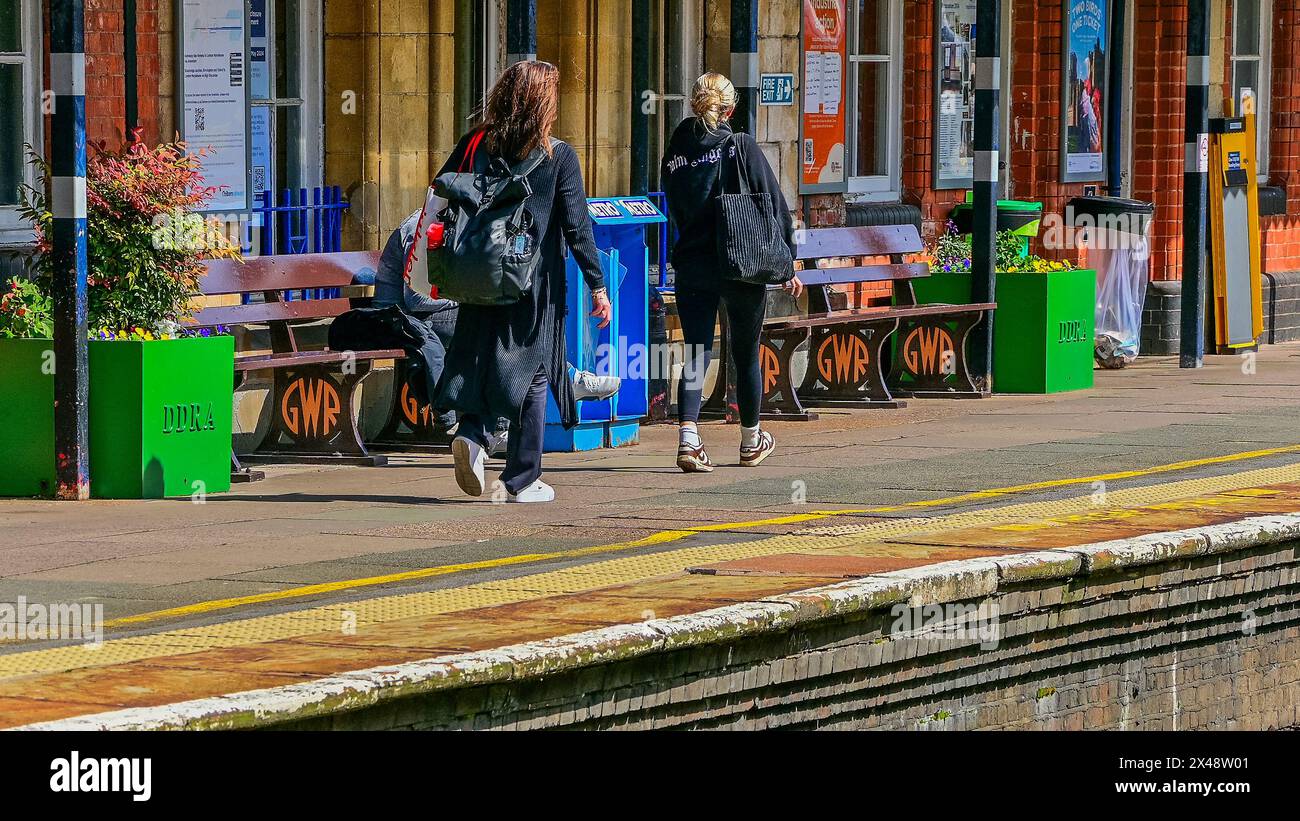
[759,328,817,421]
[797,318,905,409]
[889,312,988,398]
[249,364,388,466]
[372,359,452,452]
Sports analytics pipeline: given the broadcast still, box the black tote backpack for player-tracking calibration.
[714,135,795,286]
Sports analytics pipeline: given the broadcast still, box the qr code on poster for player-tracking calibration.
[194,108,206,132]
[803,139,814,166]
[252,166,266,194]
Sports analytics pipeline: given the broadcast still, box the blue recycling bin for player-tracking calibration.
[544,196,666,452]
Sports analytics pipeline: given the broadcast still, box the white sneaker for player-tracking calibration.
[508,479,556,503]
[572,370,622,401]
[489,430,509,458]
[739,429,776,467]
[451,436,487,497]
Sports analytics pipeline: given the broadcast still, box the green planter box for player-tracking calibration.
[912,268,1096,394]
[0,335,235,498]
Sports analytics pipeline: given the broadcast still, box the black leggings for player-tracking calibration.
[676,281,767,428]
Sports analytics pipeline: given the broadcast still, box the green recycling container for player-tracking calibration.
[910,268,1096,394]
[949,196,1044,258]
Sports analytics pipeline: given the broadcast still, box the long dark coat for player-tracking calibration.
[432,133,605,429]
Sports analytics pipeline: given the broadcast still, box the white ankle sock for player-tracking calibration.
[679,426,702,449]
[740,425,761,449]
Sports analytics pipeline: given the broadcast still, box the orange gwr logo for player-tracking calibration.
[400,382,436,429]
[902,326,955,376]
[816,332,871,385]
[282,376,341,438]
[760,344,781,394]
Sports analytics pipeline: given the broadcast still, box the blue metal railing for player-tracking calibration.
[648,190,676,290]
[242,186,349,257]
[241,186,350,300]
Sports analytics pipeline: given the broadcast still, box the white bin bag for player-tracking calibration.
[1085,225,1151,369]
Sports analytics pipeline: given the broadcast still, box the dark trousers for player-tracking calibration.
[676,281,767,428]
[460,365,547,495]
[415,308,460,430]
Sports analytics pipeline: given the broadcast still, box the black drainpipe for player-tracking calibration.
[1105,0,1126,195]
[124,0,138,139]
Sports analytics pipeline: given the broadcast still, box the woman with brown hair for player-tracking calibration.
[435,60,611,503]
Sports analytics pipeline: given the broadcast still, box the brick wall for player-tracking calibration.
[38,0,161,151]
[1261,1,1300,274]
[76,0,161,148]
[902,1,966,245]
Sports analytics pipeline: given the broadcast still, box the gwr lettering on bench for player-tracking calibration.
[703,223,994,421]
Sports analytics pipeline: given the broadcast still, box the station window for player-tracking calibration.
[0,0,41,236]
[848,0,902,198]
[1231,0,1272,177]
[251,0,322,201]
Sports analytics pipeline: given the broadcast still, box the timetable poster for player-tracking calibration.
[801,0,847,192]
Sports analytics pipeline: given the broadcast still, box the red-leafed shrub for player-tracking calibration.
[11,130,240,338]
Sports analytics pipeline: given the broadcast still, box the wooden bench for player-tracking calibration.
[702,225,994,421]
[197,252,404,471]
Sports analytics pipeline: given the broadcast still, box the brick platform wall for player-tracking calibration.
[277,538,1300,731]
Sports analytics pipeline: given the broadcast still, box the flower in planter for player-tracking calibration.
[16,130,242,341]
[925,220,1077,275]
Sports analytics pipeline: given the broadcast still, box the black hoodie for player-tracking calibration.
[660,118,797,287]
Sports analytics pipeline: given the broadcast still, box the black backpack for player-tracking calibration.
[427,132,554,306]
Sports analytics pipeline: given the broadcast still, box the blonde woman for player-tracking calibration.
[660,72,802,472]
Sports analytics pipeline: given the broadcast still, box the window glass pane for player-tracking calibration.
[0,0,19,53]
[1233,60,1259,115]
[0,63,22,206]
[1235,0,1260,56]
[276,104,302,192]
[854,61,888,177]
[854,0,889,56]
[275,0,300,99]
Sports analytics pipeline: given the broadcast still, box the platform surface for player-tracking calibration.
[4,348,1300,728]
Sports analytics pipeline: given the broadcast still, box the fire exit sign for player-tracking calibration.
[760,74,794,106]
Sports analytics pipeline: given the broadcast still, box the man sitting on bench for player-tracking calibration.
[369,210,622,450]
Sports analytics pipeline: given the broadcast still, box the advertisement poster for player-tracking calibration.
[1063,0,1108,181]
[936,0,977,188]
[249,0,269,101]
[181,0,249,211]
[801,0,847,192]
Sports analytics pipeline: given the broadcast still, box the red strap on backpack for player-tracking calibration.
[459,130,487,173]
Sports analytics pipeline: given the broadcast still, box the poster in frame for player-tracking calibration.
[799,0,848,194]
[1062,0,1109,183]
[935,0,978,190]
[175,0,252,213]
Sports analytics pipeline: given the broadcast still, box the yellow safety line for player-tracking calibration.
[98,443,1300,630]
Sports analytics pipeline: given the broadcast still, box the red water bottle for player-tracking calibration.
[427,221,446,249]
